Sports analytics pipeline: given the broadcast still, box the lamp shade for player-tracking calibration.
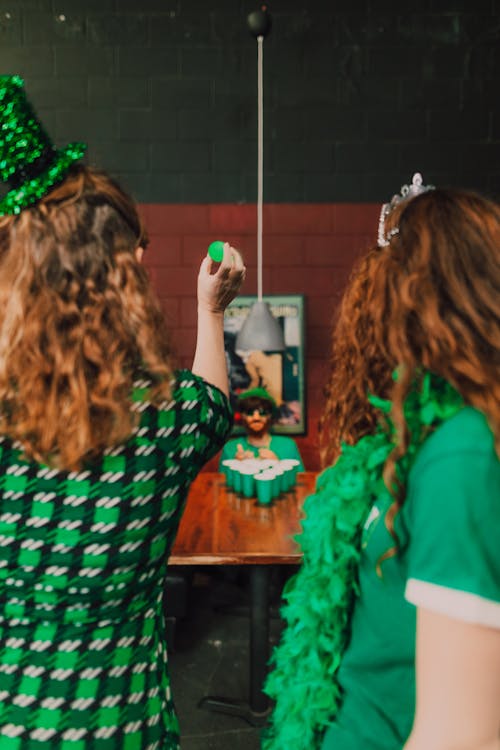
[235,300,285,351]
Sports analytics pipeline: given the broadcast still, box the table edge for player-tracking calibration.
[168,553,302,566]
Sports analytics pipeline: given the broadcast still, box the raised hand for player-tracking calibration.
[197,242,245,314]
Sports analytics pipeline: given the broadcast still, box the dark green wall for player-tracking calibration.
[1,0,498,202]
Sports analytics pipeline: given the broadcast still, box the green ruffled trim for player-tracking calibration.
[262,372,463,750]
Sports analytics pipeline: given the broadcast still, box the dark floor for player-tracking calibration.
[168,568,291,750]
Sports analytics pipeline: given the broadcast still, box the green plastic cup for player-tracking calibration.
[221,459,237,489]
[281,459,300,488]
[273,465,286,495]
[255,471,274,505]
[233,466,243,494]
[279,460,296,491]
[240,466,257,498]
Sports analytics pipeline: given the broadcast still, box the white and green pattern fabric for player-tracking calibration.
[0,370,232,749]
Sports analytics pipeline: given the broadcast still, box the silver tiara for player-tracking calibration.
[377,172,434,247]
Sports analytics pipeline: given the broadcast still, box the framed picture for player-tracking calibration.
[223,294,306,435]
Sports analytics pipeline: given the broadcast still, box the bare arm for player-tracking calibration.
[404,607,500,750]
[192,243,245,396]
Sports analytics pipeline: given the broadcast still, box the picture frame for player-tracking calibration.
[223,294,306,435]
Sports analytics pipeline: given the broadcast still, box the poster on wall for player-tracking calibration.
[223,294,306,435]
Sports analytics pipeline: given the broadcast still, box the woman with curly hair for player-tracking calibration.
[0,76,245,748]
[264,176,500,750]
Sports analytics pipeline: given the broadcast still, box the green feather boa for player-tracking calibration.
[263,372,463,750]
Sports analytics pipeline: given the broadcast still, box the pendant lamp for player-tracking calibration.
[235,6,285,353]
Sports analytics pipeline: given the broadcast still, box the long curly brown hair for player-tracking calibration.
[320,187,500,525]
[0,165,174,470]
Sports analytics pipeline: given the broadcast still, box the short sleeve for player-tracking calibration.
[403,408,500,629]
[268,436,305,469]
[218,438,238,468]
[287,438,305,470]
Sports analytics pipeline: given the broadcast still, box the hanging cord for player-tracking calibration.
[257,34,264,301]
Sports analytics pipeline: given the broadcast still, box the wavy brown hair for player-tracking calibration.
[0,165,174,470]
[320,187,500,531]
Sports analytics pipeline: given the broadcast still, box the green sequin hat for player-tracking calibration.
[0,75,86,216]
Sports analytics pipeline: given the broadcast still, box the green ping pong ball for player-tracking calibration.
[208,240,225,262]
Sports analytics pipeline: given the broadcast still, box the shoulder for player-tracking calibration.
[172,369,231,410]
[271,435,296,445]
[133,369,232,444]
[131,369,230,411]
[413,406,494,472]
[408,407,498,497]
[269,434,303,466]
[222,436,242,450]
[408,406,499,511]
[173,369,222,397]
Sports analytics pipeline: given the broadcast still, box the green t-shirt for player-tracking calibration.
[219,435,304,471]
[321,407,500,750]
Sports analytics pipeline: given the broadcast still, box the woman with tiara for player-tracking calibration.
[264,174,500,750]
[0,75,245,748]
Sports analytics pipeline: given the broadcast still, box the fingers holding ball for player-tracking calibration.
[207,240,245,277]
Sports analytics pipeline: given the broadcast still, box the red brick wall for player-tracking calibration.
[140,202,380,471]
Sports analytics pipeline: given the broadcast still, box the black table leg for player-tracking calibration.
[198,564,272,726]
[249,564,270,714]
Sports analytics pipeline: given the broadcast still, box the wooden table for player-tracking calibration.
[169,471,317,725]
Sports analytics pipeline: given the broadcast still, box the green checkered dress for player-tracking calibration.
[0,370,232,750]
